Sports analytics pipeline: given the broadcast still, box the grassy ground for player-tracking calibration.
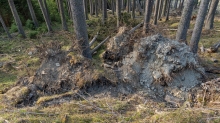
[0,12,220,122]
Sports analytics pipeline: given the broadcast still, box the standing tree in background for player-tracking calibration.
[95,0,98,17]
[143,0,153,33]
[165,0,171,21]
[8,0,26,38]
[27,0,39,28]
[102,0,107,24]
[83,0,89,20]
[0,14,12,38]
[205,0,219,29]
[58,0,68,31]
[162,0,168,17]
[70,0,92,59]
[111,0,115,15]
[157,0,163,20]
[131,0,136,19]
[43,0,51,24]
[190,0,210,53]
[176,0,194,43]
[89,0,93,16]
[116,0,121,28]
[38,0,53,32]
[67,0,72,19]
[153,0,160,25]
[174,0,178,9]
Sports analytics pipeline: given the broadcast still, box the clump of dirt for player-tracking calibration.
[103,31,206,104]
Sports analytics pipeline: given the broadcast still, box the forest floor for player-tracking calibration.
[0,13,220,122]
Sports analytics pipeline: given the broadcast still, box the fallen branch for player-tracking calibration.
[89,32,99,47]
[205,68,220,74]
[128,22,144,35]
[91,36,110,54]
[206,41,220,53]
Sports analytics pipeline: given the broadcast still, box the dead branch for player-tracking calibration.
[206,41,220,53]
[91,36,110,54]
[89,32,99,47]
[205,68,220,74]
[128,22,144,35]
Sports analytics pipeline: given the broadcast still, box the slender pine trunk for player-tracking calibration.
[190,0,210,53]
[8,0,26,38]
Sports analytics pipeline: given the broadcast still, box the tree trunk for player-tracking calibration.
[176,0,194,43]
[111,0,115,15]
[102,0,107,24]
[190,0,210,53]
[158,0,163,20]
[83,0,89,20]
[38,0,53,32]
[205,0,219,30]
[131,0,136,19]
[89,0,93,15]
[162,0,168,17]
[174,0,178,9]
[95,0,98,17]
[43,0,51,24]
[153,0,160,25]
[122,0,124,10]
[143,0,153,33]
[127,0,130,13]
[179,0,184,11]
[69,0,92,59]
[116,0,121,28]
[137,0,143,15]
[8,0,26,38]
[58,0,68,31]
[27,0,39,28]
[66,0,72,19]
[0,14,12,38]
[165,0,171,21]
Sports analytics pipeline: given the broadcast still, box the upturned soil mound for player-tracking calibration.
[1,27,213,108]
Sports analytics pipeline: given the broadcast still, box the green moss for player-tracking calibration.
[170,22,179,28]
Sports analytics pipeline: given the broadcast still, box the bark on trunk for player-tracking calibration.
[116,0,121,28]
[0,14,12,38]
[176,0,194,43]
[70,0,92,59]
[83,0,89,20]
[162,0,168,17]
[131,0,136,19]
[102,0,107,24]
[205,0,219,30]
[158,0,164,20]
[38,0,53,32]
[89,0,93,15]
[27,0,39,28]
[190,0,210,53]
[153,0,160,25]
[8,0,26,38]
[165,0,171,21]
[95,0,98,17]
[143,0,153,33]
[174,0,178,9]
[43,0,51,24]
[111,0,115,15]
[58,0,68,31]
[67,0,72,19]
